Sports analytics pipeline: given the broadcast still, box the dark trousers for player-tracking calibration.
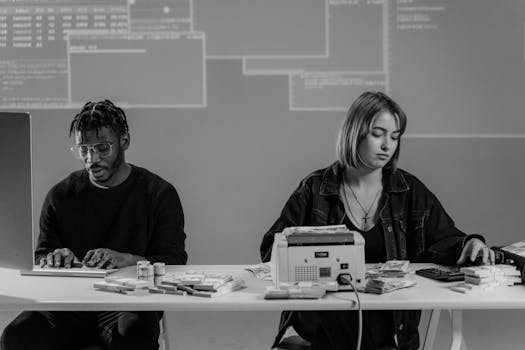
[0,310,162,350]
[292,310,397,350]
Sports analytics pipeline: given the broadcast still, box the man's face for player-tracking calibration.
[74,127,126,187]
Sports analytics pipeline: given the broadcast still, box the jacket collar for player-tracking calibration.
[320,162,409,196]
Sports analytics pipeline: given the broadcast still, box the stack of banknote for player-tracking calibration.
[365,260,416,294]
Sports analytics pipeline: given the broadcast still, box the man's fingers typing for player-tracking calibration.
[96,253,112,268]
[87,249,105,267]
[63,252,74,268]
[83,250,95,265]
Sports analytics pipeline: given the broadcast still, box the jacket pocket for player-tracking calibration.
[407,210,428,261]
[393,210,427,261]
[392,212,408,259]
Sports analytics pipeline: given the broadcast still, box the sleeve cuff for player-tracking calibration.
[462,234,486,248]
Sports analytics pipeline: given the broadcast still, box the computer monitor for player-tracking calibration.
[0,112,34,270]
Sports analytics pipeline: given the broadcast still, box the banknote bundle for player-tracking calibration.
[451,264,522,293]
[366,260,411,278]
[364,277,416,294]
[265,281,330,299]
[365,260,416,294]
[158,271,245,297]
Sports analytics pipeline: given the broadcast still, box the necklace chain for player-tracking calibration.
[342,189,363,231]
[342,183,382,231]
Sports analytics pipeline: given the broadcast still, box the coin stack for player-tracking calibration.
[153,262,166,286]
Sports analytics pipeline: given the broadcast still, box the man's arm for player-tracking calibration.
[420,182,492,265]
[81,183,187,269]
[145,184,187,265]
[34,191,66,265]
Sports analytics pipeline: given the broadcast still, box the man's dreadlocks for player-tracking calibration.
[69,100,129,137]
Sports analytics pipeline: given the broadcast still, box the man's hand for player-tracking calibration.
[457,238,495,265]
[40,248,82,268]
[82,248,136,269]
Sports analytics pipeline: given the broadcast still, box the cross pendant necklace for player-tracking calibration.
[343,183,382,231]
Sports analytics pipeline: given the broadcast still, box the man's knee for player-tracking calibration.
[1,312,56,350]
[117,311,161,339]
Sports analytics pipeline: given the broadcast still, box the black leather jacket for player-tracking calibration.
[260,162,482,350]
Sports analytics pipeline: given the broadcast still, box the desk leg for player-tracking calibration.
[449,310,464,350]
[423,309,441,350]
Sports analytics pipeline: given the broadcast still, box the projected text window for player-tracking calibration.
[69,31,205,107]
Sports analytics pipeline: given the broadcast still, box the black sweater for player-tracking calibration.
[35,164,187,265]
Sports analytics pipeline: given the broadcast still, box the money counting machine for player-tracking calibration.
[272,225,365,291]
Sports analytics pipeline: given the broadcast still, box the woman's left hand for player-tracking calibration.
[457,238,495,265]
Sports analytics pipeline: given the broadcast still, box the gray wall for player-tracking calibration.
[30,59,525,263]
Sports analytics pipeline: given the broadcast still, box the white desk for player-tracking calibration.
[1,264,524,350]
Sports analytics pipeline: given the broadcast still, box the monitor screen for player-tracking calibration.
[0,112,34,269]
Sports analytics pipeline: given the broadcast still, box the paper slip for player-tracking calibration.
[451,282,500,293]
[501,241,525,257]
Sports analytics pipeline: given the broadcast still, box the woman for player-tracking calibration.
[260,91,494,350]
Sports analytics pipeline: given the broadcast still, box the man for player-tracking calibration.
[1,100,187,350]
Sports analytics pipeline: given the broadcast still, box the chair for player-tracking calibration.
[277,335,311,350]
[276,327,311,350]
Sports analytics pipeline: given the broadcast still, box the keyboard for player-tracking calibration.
[415,267,465,282]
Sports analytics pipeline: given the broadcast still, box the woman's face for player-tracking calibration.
[357,111,400,170]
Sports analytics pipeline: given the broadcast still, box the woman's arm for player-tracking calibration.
[260,183,312,262]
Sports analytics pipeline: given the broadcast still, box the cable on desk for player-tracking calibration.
[336,274,362,350]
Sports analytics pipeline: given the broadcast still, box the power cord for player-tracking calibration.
[337,274,362,350]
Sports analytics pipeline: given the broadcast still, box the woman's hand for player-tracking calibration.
[457,238,495,265]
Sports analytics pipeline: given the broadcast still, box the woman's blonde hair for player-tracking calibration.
[336,91,407,172]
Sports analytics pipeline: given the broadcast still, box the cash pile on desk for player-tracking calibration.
[94,277,152,295]
[157,271,246,297]
[94,261,167,294]
[450,264,522,293]
[94,265,246,297]
[365,260,416,294]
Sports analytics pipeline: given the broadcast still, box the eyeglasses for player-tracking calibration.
[70,142,113,159]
